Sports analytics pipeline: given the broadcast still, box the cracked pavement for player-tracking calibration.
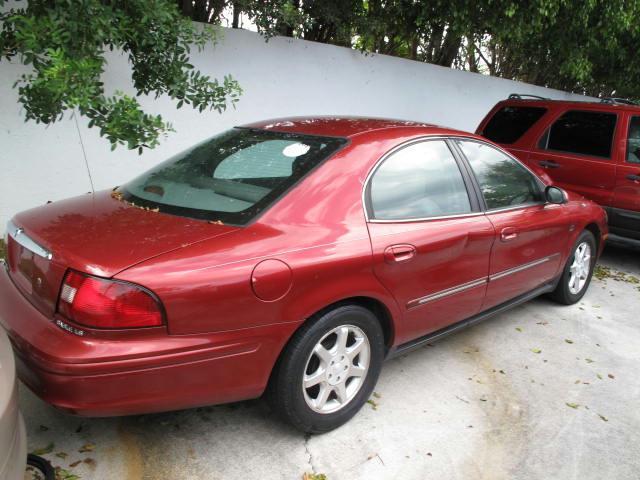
[20,241,640,480]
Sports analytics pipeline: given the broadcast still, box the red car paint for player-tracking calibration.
[477,97,640,241]
[0,117,607,416]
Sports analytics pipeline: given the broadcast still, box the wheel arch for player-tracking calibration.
[584,222,602,252]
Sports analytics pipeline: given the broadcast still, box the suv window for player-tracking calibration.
[540,110,617,158]
[482,106,547,144]
[457,140,543,210]
[368,140,471,220]
[627,116,640,164]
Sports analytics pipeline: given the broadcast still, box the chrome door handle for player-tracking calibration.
[500,227,519,242]
[539,160,560,169]
[384,244,417,263]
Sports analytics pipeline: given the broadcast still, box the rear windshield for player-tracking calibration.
[119,128,347,225]
[482,106,547,144]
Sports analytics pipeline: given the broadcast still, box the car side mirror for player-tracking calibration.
[545,186,568,204]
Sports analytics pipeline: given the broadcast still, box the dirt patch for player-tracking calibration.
[117,421,144,480]
[462,347,529,480]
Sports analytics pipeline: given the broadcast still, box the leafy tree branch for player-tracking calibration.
[0,0,242,153]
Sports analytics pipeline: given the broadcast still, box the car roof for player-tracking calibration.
[498,97,640,113]
[242,116,470,139]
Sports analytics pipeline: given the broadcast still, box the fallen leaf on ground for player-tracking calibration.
[585,358,595,363]
[565,339,574,344]
[372,392,381,399]
[366,399,378,410]
[531,348,542,354]
[515,327,522,332]
[54,467,80,480]
[303,473,327,480]
[31,442,54,456]
[69,461,82,468]
[78,443,95,453]
[608,373,615,379]
[566,402,580,409]
[55,452,68,459]
[598,414,608,422]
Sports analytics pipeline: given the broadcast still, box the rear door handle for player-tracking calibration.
[500,227,519,242]
[626,174,640,182]
[384,244,417,263]
[539,160,560,169]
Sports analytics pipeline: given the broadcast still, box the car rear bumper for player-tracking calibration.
[0,262,298,416]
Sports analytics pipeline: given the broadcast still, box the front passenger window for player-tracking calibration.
[457,140,544,210]
[368,140,472,220]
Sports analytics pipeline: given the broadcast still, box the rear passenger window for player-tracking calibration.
[482,106,547,144]
[368,140,471,220]
[457,140,544,210]
[540,110,617,158]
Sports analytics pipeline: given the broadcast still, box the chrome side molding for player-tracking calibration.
[407,277,488,309]
[489,253,560,282]
[407,253,561,309]
[6,219,52,260]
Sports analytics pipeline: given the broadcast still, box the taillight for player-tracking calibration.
[57,270,163,329]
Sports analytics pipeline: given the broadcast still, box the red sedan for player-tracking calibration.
[0,117,607,433]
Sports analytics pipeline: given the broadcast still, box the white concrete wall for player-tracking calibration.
[0,27,591,228]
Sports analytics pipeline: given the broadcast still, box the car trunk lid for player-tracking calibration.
[7,190,238,317]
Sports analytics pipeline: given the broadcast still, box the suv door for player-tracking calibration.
[611,114,640,239]
[454,139,571,310]
[365,138,495,345]
[528,109,618,206]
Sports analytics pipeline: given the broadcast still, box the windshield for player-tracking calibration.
[119,128,347,225]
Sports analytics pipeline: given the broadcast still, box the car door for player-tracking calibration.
[611,113,640,239]
[365,138,495,345]
[527,109,618,206]
[454,139,571,310]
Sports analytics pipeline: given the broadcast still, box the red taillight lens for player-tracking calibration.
[58,270,163,329]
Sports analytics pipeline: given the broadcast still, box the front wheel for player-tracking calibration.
[267,304,385,433]
[549,230,597,305]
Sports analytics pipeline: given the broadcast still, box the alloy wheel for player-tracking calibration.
[302,325,371,414]
[568,241,592,295]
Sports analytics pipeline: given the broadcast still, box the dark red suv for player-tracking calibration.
[477,94,640,242]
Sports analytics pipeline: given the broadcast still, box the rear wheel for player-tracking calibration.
[549,230,597,305]
[267,304,384,433]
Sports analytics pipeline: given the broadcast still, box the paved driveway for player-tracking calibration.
[20,242,640,480]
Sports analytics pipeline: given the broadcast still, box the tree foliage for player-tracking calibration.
[190,0,640,99]
[0,0,242,152]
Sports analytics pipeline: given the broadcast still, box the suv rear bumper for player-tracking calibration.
[0,263,297,416]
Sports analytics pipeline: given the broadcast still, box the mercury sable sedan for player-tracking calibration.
[0,117,607,433]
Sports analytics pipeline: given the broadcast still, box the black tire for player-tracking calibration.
[267,304,385,433]
[26,454,55,480]
[549,230,597,305]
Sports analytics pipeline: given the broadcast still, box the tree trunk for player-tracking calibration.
[426,23,444,63]
[467,38,478,72]
[436,29,462,67]
[232,1,240,28]
[181,0,193,18]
